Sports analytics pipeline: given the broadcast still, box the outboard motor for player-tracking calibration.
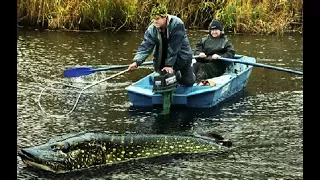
[153,70,177,114]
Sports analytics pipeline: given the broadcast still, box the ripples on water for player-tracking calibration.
[17,29,303,180]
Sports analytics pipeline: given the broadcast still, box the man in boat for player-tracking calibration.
[127,3,196,86]
[193,19,235,84]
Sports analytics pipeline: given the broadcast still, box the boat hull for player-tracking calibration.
[125,55,255,108]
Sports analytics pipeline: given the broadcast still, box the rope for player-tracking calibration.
[37,69,129,118]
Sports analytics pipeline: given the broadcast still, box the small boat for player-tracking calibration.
[125,55,256,108]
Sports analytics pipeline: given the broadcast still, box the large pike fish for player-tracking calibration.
[18,132,232,173]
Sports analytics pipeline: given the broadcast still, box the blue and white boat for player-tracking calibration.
[125,55,256,108]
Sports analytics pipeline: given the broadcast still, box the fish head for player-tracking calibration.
[19,134,108,173]
[18,141,71,173]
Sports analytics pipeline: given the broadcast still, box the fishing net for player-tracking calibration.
[37,69,129,118]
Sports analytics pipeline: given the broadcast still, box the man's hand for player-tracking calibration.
[161,67,173,73]
[199,52,207,58]
[211,54,221,60]
[128,62,138,71]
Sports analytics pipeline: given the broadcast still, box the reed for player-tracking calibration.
[215,0,303,34]
[17,0,303,34]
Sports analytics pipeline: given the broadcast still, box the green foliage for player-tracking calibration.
[17,0,303,34]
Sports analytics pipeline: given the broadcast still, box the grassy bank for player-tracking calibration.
[17,0,303,34]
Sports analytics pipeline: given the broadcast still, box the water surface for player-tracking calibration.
[17,29,303,180]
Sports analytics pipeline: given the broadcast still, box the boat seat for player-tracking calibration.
[197,74,232,87]
[210,75,232,85]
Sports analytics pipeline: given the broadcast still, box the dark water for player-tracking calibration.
[17,29,303,180]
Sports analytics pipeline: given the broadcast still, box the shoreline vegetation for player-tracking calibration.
[17,0,302,35]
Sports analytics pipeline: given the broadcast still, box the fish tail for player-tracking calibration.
[197,132,224,141]
[193,131,233,147]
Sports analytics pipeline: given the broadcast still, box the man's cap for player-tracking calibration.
[150,3,168,20]
[209,20,223,31]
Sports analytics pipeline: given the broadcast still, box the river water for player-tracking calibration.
[17,28,303,180]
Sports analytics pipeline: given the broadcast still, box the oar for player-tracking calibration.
[193,55,303,75]
[65,56,212,78]
[64,61,153,78]
[218,57,303,75]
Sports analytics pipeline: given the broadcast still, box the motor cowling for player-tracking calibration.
[152,70,177,92]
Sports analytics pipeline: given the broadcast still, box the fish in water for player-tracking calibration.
[18,131,232,174]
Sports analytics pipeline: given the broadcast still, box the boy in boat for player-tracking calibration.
[127,3,196,86]
[193,19,235,84]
